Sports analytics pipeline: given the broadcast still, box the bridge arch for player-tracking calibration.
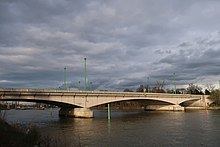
[88,97,177,108]
[0,99,82,108]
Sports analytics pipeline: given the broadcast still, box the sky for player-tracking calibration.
[1,0,220,91]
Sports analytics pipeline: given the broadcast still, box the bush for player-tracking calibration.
[209,89,220,105]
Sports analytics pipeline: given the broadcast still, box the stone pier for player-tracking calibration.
[59,108,94,118]
[145,105,185,111]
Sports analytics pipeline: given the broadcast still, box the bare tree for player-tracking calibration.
[205,84,215,92]
[187,83,203,95]
[156,80,165,90]
[152,80,165,93]
[136,85,145,92]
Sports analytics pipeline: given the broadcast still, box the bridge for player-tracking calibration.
[0,88,206,118]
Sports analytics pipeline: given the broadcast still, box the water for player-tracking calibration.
[4,109,220,146]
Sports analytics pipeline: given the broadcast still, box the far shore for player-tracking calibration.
[185,106,220,110]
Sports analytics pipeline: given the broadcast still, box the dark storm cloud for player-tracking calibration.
[153,32,220,88]
[1,0,220,90]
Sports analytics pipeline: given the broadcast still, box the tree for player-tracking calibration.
[156,80,165,90]
[209,89,220,105]
[205,89,211,95]
[136,85,145,92]
[151,80,166,93]
[124,89,133,92]
[186,83,204,95]
[205,84,215,92]
[166,88,173,94]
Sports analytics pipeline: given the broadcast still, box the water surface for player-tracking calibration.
[4,109,220,146]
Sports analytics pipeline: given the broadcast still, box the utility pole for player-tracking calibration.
[90,82,92,91]
[64,67,67,90]
[173,72,176,94]
[147,77,150,92]
[84,58,87,91]
[78,81,81,90]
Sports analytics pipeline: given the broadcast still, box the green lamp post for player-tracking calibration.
[173,72,176,94]
[84,58,87,91]
[64,67,67,90]
[78,81,81,90]
[90,82,92,91]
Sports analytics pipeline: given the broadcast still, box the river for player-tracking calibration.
[3,108,220,146]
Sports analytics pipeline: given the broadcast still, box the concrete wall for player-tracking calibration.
[183,95,214,108]
[145,105,184,111]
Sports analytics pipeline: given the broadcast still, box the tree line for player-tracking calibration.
[124,81,220,105]
[124,82,209,95]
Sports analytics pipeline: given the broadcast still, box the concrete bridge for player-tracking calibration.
[0,88,207,118]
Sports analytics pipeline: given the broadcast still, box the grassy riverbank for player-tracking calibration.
[0,118,40,147]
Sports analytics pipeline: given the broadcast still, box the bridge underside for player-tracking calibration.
[0,99,80,108]
[91,99,187,111]
[179,99,205,106]
[91,99,173,109]
[89,98,201,108]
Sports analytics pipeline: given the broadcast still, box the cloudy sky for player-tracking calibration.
[1,0,220,91]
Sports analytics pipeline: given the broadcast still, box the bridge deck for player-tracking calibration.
[0,88,204,108]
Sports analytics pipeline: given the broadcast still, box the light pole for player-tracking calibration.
[147,77,150,92]
[84,58,87,91]
[78,81,81,90]
[90,82,92,91]
[173,72,176,94]
[64,67,67,90]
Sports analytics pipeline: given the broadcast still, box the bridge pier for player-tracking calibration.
[59,108,94,118]
[145,105,184,111]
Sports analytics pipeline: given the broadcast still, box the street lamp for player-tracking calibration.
[64,67,67,90]
[173,72,176,94]
[90,82,92,91]
[78,81,81,90]
[84,58,87,91]
[147,77,150,92]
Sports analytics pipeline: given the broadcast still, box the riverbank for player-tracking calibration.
[95,105,220,111]
[0,118,40,146]
[185,106,220,110]
[207,106,220,110]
